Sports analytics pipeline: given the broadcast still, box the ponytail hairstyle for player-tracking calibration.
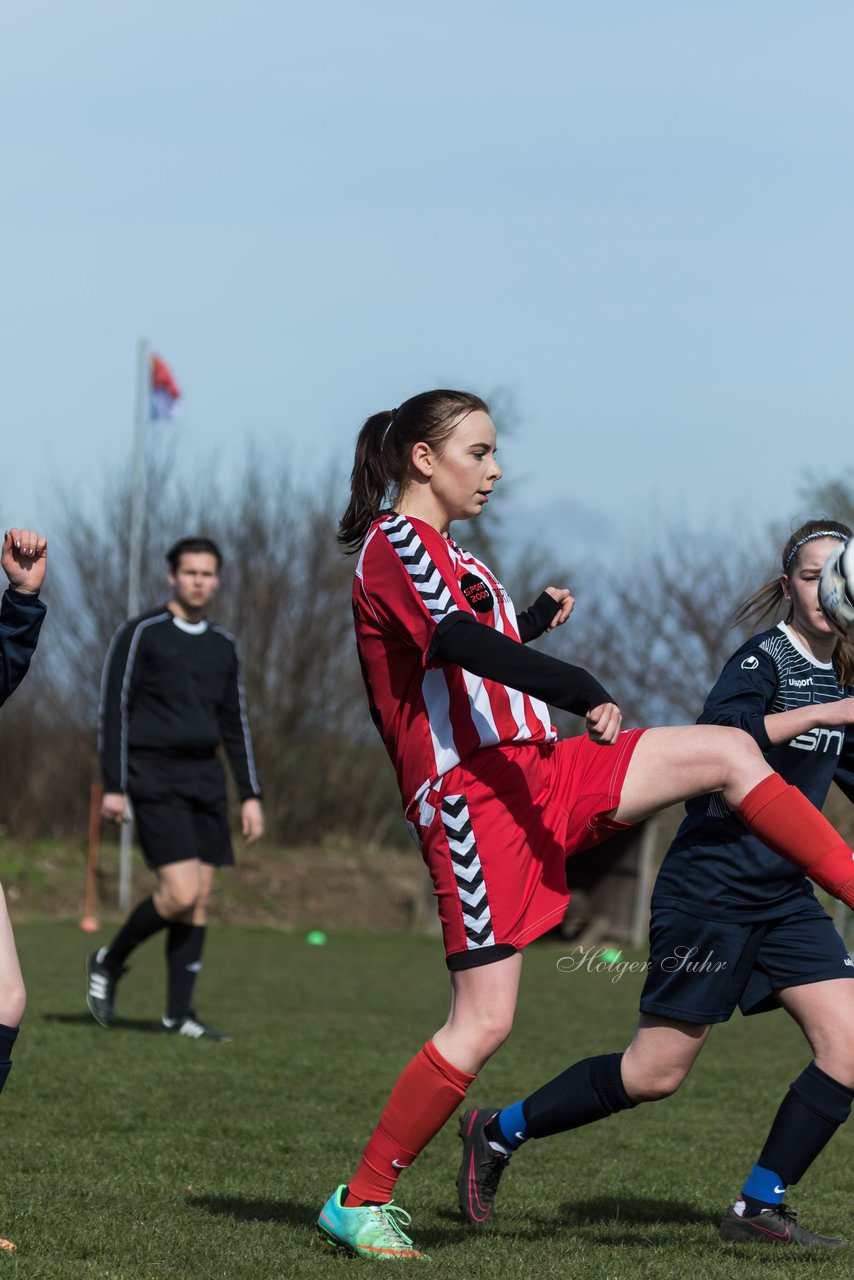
[732,518,854,684]
[338,389,490,552]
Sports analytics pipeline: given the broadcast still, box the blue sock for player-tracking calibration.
[496,1100,527,1149]
[742,1163,785,1206]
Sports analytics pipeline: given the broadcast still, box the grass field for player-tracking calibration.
[2,921,853,1278]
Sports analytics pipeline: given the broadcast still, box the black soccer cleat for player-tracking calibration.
[162,1013,234,1043]
[85,948,126,1028]
[457,1106,511,1227]
[720,1203,846,1247]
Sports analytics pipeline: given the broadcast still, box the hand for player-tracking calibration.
[586,702,622,745]
[816,697,854,728]
[2,528,47,594]
[101,792,126,824]
[241,798,265,845]
[543,587,574,630]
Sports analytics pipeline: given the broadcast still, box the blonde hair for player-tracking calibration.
[733,519,854,684]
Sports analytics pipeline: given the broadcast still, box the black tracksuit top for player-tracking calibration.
[99,607,261,801]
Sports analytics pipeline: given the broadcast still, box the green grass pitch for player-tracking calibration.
[2,921,852,1277]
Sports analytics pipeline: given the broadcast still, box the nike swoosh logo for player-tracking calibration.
[774,1186,785,1195]
[462,1112,492,1224]
[466,1153,490,1223]
[391,1159,411,1169]
[749,1221,791,1242]
[515,1132,525,1142]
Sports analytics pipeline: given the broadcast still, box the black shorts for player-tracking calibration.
[127,755,234,870]
[639,896,854,1024]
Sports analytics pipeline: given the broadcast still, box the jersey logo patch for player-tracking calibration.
[741,656,759,670]
[460,572,494,614]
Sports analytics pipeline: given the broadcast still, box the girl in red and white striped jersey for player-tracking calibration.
[316,389,854,1260]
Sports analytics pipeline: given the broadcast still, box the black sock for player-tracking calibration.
[0,1024,19,1095]
[523,1053,636,1140]
[166,924,206,1020]
[743,1195,778,1216]
[106,896,168,968]
[757,1061,854,1187]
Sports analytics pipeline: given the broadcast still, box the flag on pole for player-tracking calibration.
[150,354,181,421]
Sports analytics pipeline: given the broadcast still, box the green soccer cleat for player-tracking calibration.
[317,1186,426,1260]
[720,1203,846,1247]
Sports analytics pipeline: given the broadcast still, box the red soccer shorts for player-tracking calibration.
[407,729,646,970]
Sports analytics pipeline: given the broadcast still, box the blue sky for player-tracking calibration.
[3,2,853,565]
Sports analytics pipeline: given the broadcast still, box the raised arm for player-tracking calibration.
[0,527,47,706]
[700,642,854,750]
[435,613,620,742]
[516,588,572,643]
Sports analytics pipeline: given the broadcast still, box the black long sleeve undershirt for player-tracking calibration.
[516,591,562,643]
[435,612,615,719]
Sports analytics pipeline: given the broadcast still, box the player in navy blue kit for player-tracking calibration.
[86,537,263,1041]
[0,525,47,1255]
[459,520,854,1247]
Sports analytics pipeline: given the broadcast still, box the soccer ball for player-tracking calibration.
[818,539,854,640]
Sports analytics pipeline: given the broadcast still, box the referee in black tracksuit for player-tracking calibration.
[86,536,264,1041]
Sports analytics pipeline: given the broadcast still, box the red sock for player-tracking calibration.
[344,1040,475,1206]
[738,774,854,906]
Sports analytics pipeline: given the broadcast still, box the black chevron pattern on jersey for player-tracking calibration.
[381,513,457,623]
[441,794,495,950]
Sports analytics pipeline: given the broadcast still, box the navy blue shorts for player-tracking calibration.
[639,897,854,1024]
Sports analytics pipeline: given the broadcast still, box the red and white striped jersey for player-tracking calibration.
[353,512,557,809]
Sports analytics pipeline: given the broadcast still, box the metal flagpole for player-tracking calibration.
[118,338,149,911]
[127,338,149,619]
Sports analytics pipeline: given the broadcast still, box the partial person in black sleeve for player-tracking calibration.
[0,525,47,1256]
[86,537,263,1042]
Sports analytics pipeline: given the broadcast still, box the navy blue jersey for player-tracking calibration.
[0,588,45,706]
[653,623,854,922]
